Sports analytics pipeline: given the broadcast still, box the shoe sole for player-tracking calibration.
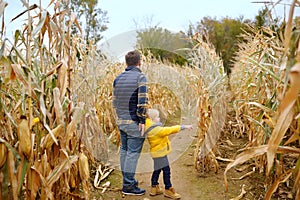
[149,192,163,196]
[164,194,181,199]
[122,192,145,196]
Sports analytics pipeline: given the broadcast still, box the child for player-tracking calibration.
[145,108,193,199]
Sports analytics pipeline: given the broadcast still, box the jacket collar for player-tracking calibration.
[145,118,162,130]
[125,66,142,72]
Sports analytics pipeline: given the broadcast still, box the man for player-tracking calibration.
[112,50,148,195]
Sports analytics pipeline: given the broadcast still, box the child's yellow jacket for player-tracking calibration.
[145,118,181,158]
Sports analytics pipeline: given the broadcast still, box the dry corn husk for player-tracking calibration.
[69,170,76,190]
[78,152,89,181]
[53,87,64,124]
[27,161,42,200]
[17,118,32,160]
[57,60,68,101]
[69,164,78,190]
[0,142,7,169]
[101,181,111,193]
[40,124,64,149]
[94,164,114,189]
[79,152,90,199]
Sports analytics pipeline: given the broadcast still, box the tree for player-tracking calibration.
[195,16,247,74]
[64,0,108,44]
[254,7,282,37]
[255,8,269,28]
[136,27,191,66]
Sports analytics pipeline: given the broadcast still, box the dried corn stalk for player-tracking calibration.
[0,1,108,199]
[226,3,300,199]
[191,34,228,172]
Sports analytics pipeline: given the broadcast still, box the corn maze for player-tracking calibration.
[0,0,299,200]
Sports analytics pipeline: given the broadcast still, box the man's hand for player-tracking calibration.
[139,123,145,136]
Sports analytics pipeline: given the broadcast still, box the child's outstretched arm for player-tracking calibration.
[156,124,193,137]
[156,125,181,137]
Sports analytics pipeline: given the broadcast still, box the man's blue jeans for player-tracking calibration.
[118,123,145,187]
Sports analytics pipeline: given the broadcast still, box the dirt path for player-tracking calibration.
[91,130,268,200]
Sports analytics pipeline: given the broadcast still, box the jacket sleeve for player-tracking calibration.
[156,125,181,137]
[136,74,148,124]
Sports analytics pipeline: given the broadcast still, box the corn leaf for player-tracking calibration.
[39,94,58,145]
[11,4,38,22]
[247,101,273,113]
[7,39,27,64]
[0,1,7,19]
[7,151,18,200]
[248,57,281,82]
[17,157,28,194]
[0,138,19,157]
[267,63,300,175]
[32,10,48,37]
[47,155,78,187]
[0,38,7,59]
[283,0,296,54]
[0,98,17,127]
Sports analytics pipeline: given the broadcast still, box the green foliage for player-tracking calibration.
[254,8,282,36]
[134,7,287,74]
[64,0,109,44]
[136,27,191,66]
[255,8,269,28]
[194,16,247,74]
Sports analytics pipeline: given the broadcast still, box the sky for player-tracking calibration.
[5,0,298,39]
[4,0,299,60]
[99,0,287,39]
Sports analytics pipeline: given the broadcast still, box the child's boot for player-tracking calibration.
[164,187,181,199]
[149,185,163,196]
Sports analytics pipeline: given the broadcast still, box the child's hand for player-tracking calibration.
[183,125,193,130]
[139,123,145,136]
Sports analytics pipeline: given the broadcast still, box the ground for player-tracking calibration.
[90,132,272,200]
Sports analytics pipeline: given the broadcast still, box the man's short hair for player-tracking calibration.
[125,51,141,66]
